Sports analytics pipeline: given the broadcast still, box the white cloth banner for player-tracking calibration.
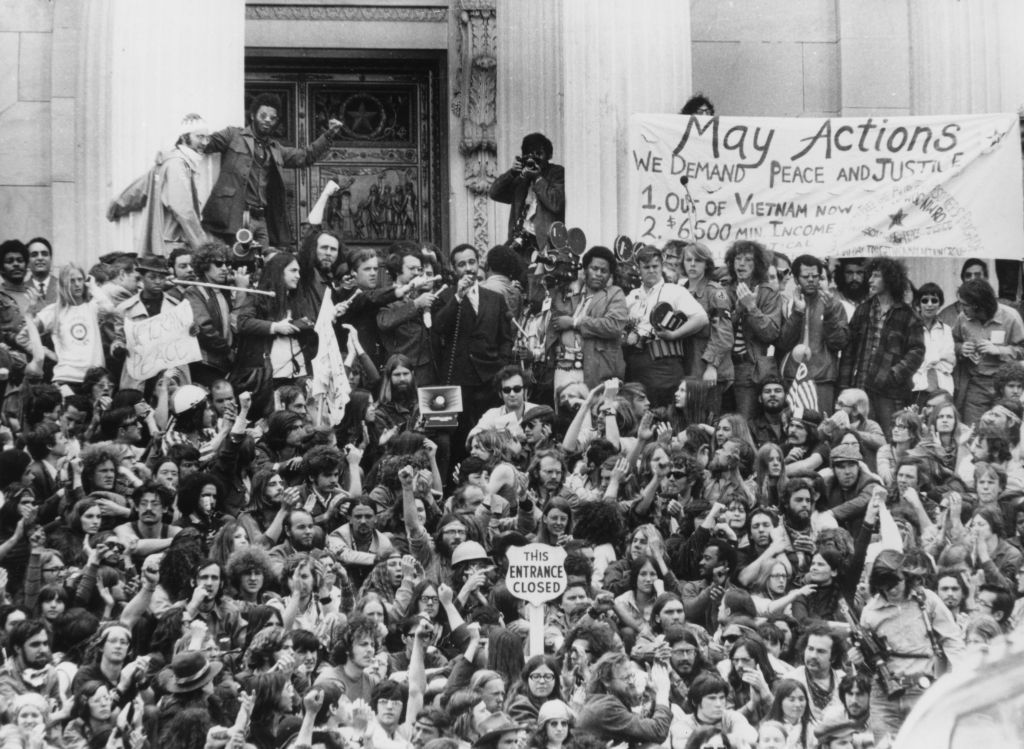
[123,303,201,382]
[628,113,1024,259]
[309,293,351,426]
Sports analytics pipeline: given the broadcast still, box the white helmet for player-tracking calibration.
[451,540,490,567]
[172,384,208,414]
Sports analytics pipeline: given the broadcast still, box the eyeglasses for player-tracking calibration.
[547,720,569,728]
[669,469,688,479]
[777,269,791,279]
[769,573,789,580]
[501,385,524,395]
[919,296,941,305]
[210,260,227,268]
[420,595,439,604]
[43,565,66,573]
[529,672,556,682]
[722,634,742,644]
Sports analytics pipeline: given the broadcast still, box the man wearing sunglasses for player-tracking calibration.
[185,243,236,387]
[469,364,539,441]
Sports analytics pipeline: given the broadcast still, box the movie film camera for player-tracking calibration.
[231,228,265,275]
[536,221,587,289]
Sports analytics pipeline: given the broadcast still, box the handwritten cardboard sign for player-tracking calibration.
[124,303,201,382]
[628,113,1023,260]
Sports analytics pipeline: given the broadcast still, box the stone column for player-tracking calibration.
[561,0,692,245]
[496,0,691,248]
[68,0,245,266]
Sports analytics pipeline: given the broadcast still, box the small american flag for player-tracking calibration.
[787,361,819,412]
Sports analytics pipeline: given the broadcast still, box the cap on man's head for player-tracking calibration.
[829,442,862,465]
[522,405,555,427]
[179,113,210,137]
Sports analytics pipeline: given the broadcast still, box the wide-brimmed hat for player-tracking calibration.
[473,713,524,749]
[158,651,222,693]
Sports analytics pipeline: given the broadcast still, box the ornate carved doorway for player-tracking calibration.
[245,51,448,251]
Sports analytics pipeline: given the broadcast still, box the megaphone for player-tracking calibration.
[417,386,464,429]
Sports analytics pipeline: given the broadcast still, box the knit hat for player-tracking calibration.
[829,442,862,465]
[179,113,210,137]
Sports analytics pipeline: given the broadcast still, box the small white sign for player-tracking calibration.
[505,543,568,606]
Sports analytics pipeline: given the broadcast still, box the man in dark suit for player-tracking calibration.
[489,132,565,261]
[202,93,343,248]
[433,244,514,467]
[25,238,57,314]
[24,422,67,524]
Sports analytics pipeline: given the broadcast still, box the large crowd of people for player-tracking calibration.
[0,99,1021,749]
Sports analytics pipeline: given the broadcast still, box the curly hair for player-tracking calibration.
[177,471,225,517]
[724,241,772,285]
[192,241,230,277]
[80,445,121,493]
[225,545,276,592]
[158,528,206,601]
[330,615,380,666]
[864,256,910,300]
[572,500,625,548]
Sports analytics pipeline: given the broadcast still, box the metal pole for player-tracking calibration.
[169,279,276,297]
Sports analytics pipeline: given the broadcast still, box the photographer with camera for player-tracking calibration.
[624,244,708,408]
[858,547,964,737]
[489,132,565,262]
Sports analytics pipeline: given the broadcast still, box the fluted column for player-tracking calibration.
[71,0,245,266]
[562,0,691,246]
[495,0,564,247]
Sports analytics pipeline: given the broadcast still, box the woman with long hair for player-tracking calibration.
[243,468,292,543]
[613,555,670,641]
[764,679,813,749]
[234,252,311,412]
[35,264,113,385]
[877,408,924,486]
[208,516,259,569]
[176,471,227,549]
[754,443,787,509]
[713,414,757,460]
[535,497,573,546]
[62,680,116,748]
[601,524,669,597]
[45,497,101,569]
[717,636,777,724]
[928,402,972,474]
[253,411,307,483]
[505,656,564,725]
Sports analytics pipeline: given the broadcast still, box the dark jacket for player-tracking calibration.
[777,293,849,382]
[489,163,566,250]
[727,282,782,380]
[578,694,672,747]
[432,286,513,387]
[185,285,234,374]
[839,299,925,400]
[202,126,333,245]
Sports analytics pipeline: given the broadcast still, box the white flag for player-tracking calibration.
[309,293,351,425]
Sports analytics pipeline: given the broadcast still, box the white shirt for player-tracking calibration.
[626,281,704,338]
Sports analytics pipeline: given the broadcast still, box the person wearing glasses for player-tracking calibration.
[470,365,540,441]
[202,93,342,248]
[505,655,563,726]
[184,242,237,388]
[912,282,956,407]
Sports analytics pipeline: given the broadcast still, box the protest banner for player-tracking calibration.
[123,303,201,382]
[628,113,1024,260]
[505,543,567,656]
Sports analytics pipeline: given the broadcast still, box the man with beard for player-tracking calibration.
[778,254,849,413]
[679,513,737,633]
[833,258,867,319]
[203,94,343,248]
[736,506,782,584]
[116,483,181,560]
[269,509,319,577]
[701,438,751,509]
[578,651,672,745]
[821,673,872,734]
[776,476,819,578]
[664,625,718,708]
[819,443,883,537]
[0,240,36,314]
[378,250,439,387]
[296,228,342,316]
[751,376,789,447]
[376,355,421,437]
[328,498,395,590]
[0,620,61,714]
[788,624,846,723]
[783,408,829,473]
[526,449,573,508]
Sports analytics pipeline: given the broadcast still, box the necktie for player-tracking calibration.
[37,280,46,297]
